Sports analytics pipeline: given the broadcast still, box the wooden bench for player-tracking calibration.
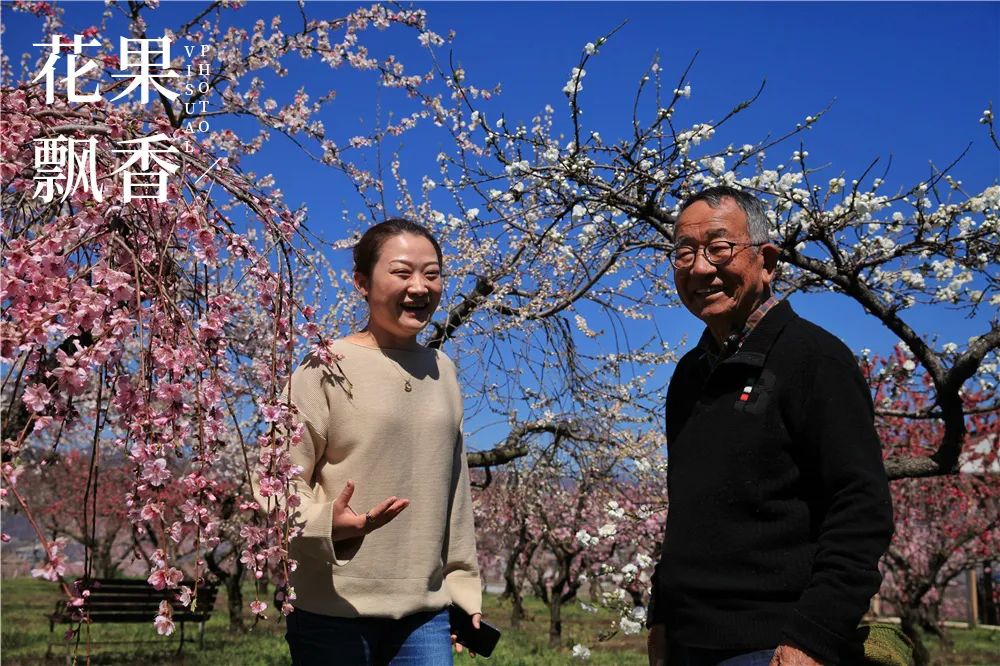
[47,578,219,656]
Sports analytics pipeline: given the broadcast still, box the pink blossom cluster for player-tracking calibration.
[1,1,462,642]
[154,599,175,636]
[30,537,70,582]
[2,66,310,632]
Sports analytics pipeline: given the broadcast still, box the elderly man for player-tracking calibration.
[647,186,893,666]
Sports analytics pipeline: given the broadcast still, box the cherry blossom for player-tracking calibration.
[2,2,446,640]
[30,537,69,582]
[154,600,175,636]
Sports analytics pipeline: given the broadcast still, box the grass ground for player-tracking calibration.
[1,577,997,664]
[922,625,1000,666]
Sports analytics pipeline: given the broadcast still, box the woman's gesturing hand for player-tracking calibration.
[331,479,410,541]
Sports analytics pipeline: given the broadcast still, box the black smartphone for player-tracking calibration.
[448,605,501,658]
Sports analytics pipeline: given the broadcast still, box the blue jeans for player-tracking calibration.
[670,644,776,666]
[285,607,453,665]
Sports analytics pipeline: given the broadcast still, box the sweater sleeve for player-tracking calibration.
[647,352,693,629]
[442,428,483,616]
[781,354,894,663]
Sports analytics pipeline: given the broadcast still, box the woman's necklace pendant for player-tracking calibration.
[404,380,412,392]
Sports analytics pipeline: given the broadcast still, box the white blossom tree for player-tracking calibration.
[344,27,999,480]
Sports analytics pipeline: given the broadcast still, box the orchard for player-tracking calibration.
[1,2,996,664]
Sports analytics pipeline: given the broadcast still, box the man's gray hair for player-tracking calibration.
[678,186,770,245]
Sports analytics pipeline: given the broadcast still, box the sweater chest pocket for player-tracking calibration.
[685,368,782,469]
[731,368,776,416]
[692,367,776,420]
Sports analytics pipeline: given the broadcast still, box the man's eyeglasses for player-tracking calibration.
[669,240,764,269]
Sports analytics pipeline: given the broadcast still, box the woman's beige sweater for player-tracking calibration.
[276,340,482,619]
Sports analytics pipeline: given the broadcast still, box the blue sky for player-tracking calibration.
[4,2,998,446]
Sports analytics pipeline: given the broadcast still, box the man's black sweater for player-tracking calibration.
[649,300,894,664]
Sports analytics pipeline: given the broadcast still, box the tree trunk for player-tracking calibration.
[627,584,644,608]
[503,557,526,627]
[900,610,930,666]
[507,578,525,628]
[204,543,247,633]
[95,542,118,579]
[77,533,118,580]
[915,602,948,644]
[502,522,532,627]
[225,568,245,632]
[548,595,562,649]
[982,561,996,625]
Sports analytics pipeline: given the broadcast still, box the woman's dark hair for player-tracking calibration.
[353,218,443,278]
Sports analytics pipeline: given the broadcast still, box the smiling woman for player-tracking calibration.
[265,219,486,665]
[351,219,445,351]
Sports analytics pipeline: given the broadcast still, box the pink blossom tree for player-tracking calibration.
[17,448,136,579]
[863,352,1000,666]
[1,0,446,644]
[474,426,666,650]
